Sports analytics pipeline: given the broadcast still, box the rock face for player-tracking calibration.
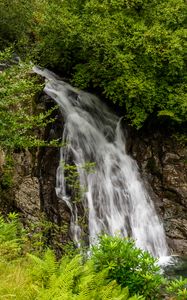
[15,176,40,221]
[0,147,41,219]
[36,95,71,227]
[13,150,41,221]
[129,128,187,255]
[0,91,186,254]
[0,94,71,250]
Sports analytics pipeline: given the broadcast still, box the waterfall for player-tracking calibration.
[34,67,169,258]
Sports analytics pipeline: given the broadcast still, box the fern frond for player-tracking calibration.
[28,248,57,287]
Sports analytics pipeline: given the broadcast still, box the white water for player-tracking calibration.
[34,67,169,258]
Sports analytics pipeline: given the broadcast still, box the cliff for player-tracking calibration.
[0,97,186,255]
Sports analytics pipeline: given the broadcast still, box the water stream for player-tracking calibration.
[34,67,169,258]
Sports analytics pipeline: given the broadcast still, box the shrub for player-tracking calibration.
[0,214,186,300]
[0,212,23,260]
[91,235,164,299]
[166,277,187,300]
[30,0,187,129]
[0,0,34,49]
[0,50,57,149]
[0,214,144,299]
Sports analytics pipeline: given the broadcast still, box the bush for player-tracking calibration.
[0,50,57,149]
[29,251,144,300]
[0,214,186,299]
[0,212,23,260]
[0,1,186,128]
[30,0,187,128]
[166,277,187,300]
[0,0,34,49]
[0,214,144,300]
[91,235,164,299]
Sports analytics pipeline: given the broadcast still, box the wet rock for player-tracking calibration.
[169,239,187,256]
[130,130,187,255]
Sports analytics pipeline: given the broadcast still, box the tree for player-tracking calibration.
[31,0,187,128]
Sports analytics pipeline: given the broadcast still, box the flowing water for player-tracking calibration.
[34,67,169,258]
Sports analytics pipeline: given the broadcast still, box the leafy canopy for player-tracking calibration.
[0,0,186,128]
[30,0,187,128]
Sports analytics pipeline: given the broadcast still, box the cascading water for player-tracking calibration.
[34,67,169,258]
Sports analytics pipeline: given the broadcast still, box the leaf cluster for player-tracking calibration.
[0,214,186,299]
[0,52,57,149]
[0,1,186,129]
[0,214,143,300]
[91,235,163,299]
[28,0,187,128]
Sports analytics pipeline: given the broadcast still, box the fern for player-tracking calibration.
[34,255,83,299]
[28,249,57,287]
[29,253,144,300]
[0,215,157,300]
[0,213,20,242]
[0,213,23,261]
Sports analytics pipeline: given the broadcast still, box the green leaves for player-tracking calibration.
[0,54,58,149]
[30,0,187,128]
[166,277,187,299]
[0,0,186,128]
[0,213,186,300]
[91,235,163,299]
[0,0,34,49]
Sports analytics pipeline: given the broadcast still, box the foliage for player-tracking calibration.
[0,212,24,260]
[25,214,69,256]
[0,214,186,300]
[91,235,163,299]
[0,153,14,188]
[28,0,187,128]
[0,0,34,50]
[0,51,57,149]
[29,251,143,300]
[166,277,187,300]
[62,161,96,244]
[0,214,144,300]
[0,1,186,129]
[63,161,96,204]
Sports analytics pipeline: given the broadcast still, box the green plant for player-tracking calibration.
[0,154,14,188]
[0,1,186,129]
[63,161,95,204]
[28,251,144,300]
[0,50,57,149]
[166,277,187,300]
[0,212,24,260]
[28,0,187,129]
[25,214,69,256]
[0,214,146,299]
[91,235,164,299]
[1,215,186,300]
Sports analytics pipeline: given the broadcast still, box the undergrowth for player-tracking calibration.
[0,214,186,299]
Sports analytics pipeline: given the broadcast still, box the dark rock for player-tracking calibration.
[130,129,187,255]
